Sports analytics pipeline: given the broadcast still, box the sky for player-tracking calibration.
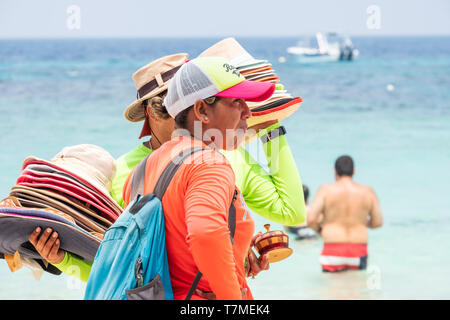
[0,0,449,38]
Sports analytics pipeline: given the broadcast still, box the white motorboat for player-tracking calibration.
[287,32,359,63]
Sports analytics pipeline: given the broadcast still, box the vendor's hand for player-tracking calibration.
[246,248,269,278]
[28,227,65,265]
[195,288,247,300]
[245,233,270,278]
[248,120,278,134]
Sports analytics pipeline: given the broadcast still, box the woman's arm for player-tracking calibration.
[224,122,306,226]
[52,252,93,283]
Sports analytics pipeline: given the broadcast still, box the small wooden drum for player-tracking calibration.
[254,224,293,263]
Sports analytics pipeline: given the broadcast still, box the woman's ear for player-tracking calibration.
[193,100,210,124]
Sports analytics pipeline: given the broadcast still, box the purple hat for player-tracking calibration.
[0,208,101,263]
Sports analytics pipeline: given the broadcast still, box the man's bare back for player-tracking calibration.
[307,154,383,245]
[307,155,382,272]
[308,177,382,243]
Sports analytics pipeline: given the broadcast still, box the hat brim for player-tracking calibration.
[215,80,275,102]
[247,97,302,128]
[0,210,101,262]
[238,64,272,75]
[17,174,117,223]
[123,85,168,123]
[235,59,269,69]
[12,180,110,233]
[21,159,122,217]
[10,185,112,230]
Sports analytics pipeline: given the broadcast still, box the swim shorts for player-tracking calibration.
[320,243,368,272]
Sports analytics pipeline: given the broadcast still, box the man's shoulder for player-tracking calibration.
[353,182,376,195]
[318,183,334,192]
[314,183,334,200]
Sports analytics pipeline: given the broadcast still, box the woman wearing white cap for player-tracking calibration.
[120,56,274,299]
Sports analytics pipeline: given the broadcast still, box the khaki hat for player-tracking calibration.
[123,53,189,123]
[199,37,265,67]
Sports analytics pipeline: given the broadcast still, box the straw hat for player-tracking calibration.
[123,53,189,123]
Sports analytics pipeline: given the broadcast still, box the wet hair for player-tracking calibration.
[335,155,354,177]
[159,96,220,129]
[302,185,309,203]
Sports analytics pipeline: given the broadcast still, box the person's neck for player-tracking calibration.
[144,136,162,150]
[172,129,217,149]
[336,175,353,182]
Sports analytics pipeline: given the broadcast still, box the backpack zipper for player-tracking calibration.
[134,257,144,287]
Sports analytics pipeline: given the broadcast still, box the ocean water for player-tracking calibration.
[1,36,449,299]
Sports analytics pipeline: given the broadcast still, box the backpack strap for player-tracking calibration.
[152,147,204,200]
[185,188,238,300]
[129,154,151,203]
[130,146,238,300]
[228,189,238,244]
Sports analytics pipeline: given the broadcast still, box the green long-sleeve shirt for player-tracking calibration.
[221,123,305,226]
[53,122,305,282]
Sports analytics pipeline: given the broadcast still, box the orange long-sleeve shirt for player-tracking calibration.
[123,136,254,300]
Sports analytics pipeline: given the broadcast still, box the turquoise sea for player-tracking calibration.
[1,36,449,299]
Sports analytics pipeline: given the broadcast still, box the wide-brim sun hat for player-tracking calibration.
[0,208,101,263]
[16,172,118,223]
[21,144,122,219]
[21,162,119,218]
[123,53,189,129]
[10,185,112,232]
[163,56,275,119]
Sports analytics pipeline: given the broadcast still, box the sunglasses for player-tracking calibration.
[204,96,219,105]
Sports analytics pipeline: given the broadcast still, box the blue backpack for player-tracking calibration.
[84,147,236,300]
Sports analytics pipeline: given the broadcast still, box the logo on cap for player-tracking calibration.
[223,63,242,78]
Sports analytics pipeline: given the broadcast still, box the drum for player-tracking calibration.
[254,224,293,263]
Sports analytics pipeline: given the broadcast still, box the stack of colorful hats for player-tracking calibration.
[0,144,122,274]
[199,38,302,128]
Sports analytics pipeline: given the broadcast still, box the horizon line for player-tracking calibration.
[1,33,450,40]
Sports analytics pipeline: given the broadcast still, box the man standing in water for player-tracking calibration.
[307,155,383,272]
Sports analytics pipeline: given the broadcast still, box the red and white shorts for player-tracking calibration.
[320,243,368,272]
